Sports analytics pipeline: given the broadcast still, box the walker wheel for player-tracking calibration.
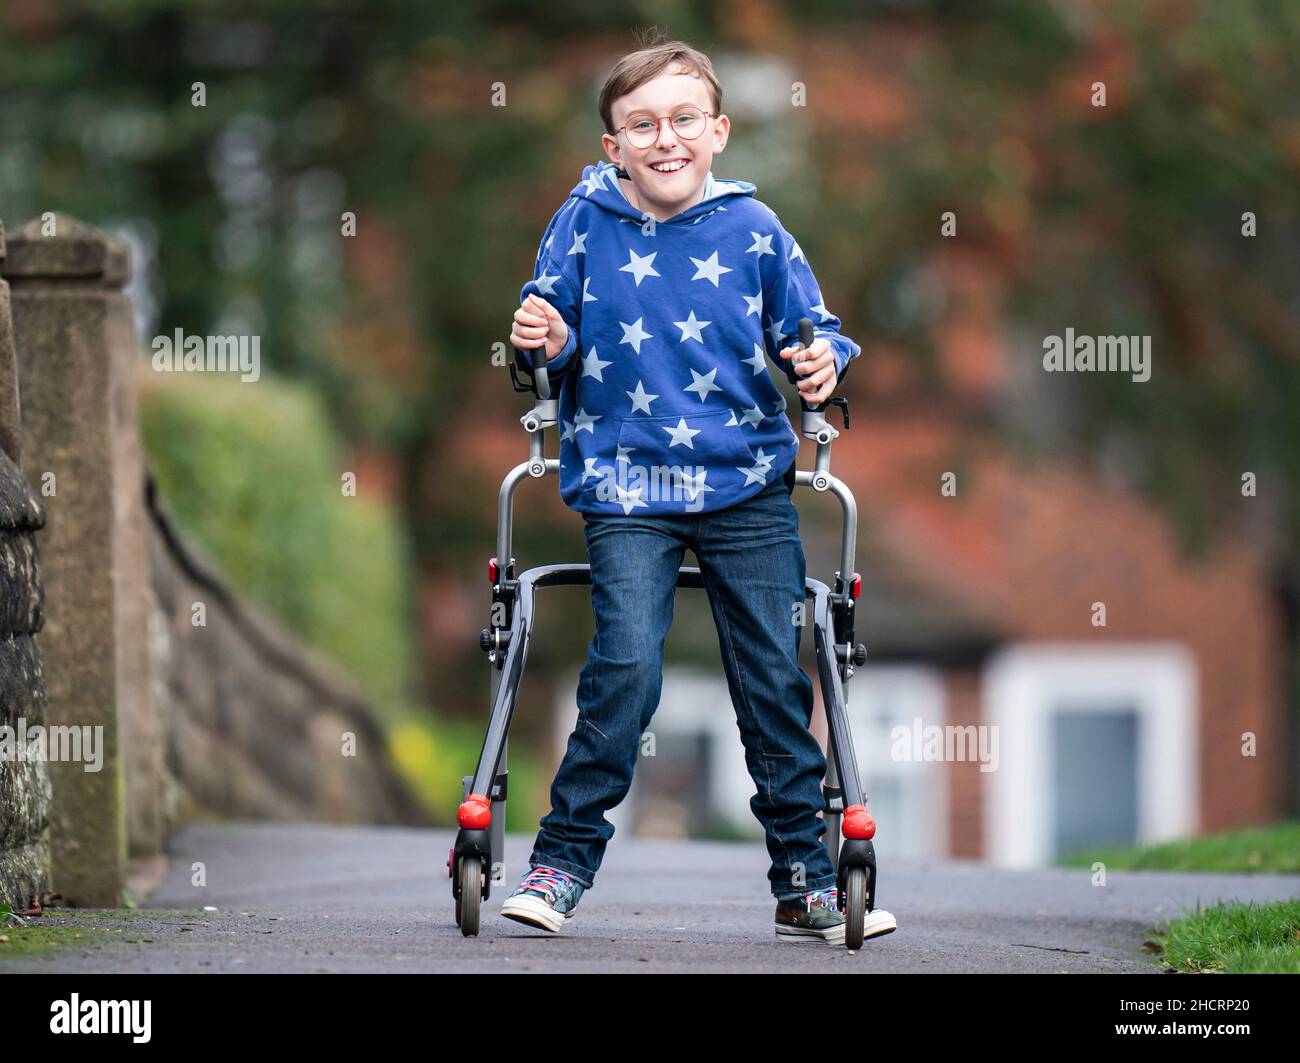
[458,855,482,936]
[844,866,866,950]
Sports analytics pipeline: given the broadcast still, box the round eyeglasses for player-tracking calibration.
[613,107,715,149]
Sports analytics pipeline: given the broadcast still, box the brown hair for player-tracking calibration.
[597,30,723,135]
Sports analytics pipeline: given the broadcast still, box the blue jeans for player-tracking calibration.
[528,473,838,900]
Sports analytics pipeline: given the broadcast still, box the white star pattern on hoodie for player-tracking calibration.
[518,160,860,516]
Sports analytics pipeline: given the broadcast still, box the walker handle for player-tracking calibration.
[793,317,850,430]
[511,343,551,400]
[795,318,821,412]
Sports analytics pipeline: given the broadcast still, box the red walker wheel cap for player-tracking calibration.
[842,804,876,839]
[457,793,492,830]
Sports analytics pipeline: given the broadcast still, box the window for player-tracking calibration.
[984,644,1197,868]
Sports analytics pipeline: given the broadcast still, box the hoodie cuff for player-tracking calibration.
[545,324,579,376]
[815,332,858,384]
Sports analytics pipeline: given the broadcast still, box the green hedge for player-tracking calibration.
[139,368,415,719]
[139,367,546,827]
[388,715,541,833]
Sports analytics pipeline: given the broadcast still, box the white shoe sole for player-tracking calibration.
[862,909,898,939]
[500,893,569,932]
[775,922,847,943]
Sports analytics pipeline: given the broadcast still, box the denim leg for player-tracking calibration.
[693,479,838,899]
[529,513,688,890]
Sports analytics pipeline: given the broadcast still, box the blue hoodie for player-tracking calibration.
[519,159,860,516]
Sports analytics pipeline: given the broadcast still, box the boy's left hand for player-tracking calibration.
[779,337,838,405]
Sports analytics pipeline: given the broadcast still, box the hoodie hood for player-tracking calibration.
[567,159,758,225]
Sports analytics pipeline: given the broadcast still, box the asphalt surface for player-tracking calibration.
[5,820,1299,973]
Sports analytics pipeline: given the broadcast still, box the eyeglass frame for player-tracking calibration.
[611,107,717,147]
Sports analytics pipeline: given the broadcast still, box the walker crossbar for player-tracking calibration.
[469,562,868,811]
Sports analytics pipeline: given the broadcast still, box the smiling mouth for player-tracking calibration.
[648,159,690,175]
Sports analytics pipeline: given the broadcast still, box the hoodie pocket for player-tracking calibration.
[614,407,756,482]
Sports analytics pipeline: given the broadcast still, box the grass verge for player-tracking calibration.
[1058,821,1300,874]
[1057,823,1300,973]
[1146,898,1300,973]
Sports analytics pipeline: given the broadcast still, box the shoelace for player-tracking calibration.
[806,887,840,912]
[521,866,574,899]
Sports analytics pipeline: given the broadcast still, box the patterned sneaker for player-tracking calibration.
[774,887,898,944]
[774,886,847,943]
[500,865,585,932]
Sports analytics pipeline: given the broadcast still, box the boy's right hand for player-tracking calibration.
[511,294,569,361]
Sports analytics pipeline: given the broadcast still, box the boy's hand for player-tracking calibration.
[779,337,838,405]
[512,294,570,361]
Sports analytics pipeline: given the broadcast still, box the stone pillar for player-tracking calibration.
[2,213,161,906]
[0,220,54,911]
[0,223,20,465]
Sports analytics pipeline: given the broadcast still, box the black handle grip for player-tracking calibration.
[794,317,821,412]
[511,342,552,401]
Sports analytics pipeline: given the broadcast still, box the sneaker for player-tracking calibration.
[861,907,898,940]
[774,886,846,943]
[500,864,585,932]
[774,886,898,944]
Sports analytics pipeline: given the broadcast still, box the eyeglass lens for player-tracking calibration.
[625,108,707,146]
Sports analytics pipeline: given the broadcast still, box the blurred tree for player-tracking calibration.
[4,2,1299,762]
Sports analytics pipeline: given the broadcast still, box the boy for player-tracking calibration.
[501,39,896,945]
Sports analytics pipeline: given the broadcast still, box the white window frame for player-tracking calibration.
[984,642,1198,869]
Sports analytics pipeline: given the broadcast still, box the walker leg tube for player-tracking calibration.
[487,616,508,887]
[823,745,842,876]
[491,737,507,884]
[810,583,880,912]
[473,578,533,796]
[454,576,536,902]
[811,586,865,811]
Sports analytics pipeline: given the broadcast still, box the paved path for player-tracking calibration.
[5,820,1299,973]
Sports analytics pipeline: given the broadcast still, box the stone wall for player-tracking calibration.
[0,221,53,910]
[145,464,420,824]
[0,214,422,908]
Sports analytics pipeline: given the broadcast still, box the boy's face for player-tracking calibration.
[601,69,729,221]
